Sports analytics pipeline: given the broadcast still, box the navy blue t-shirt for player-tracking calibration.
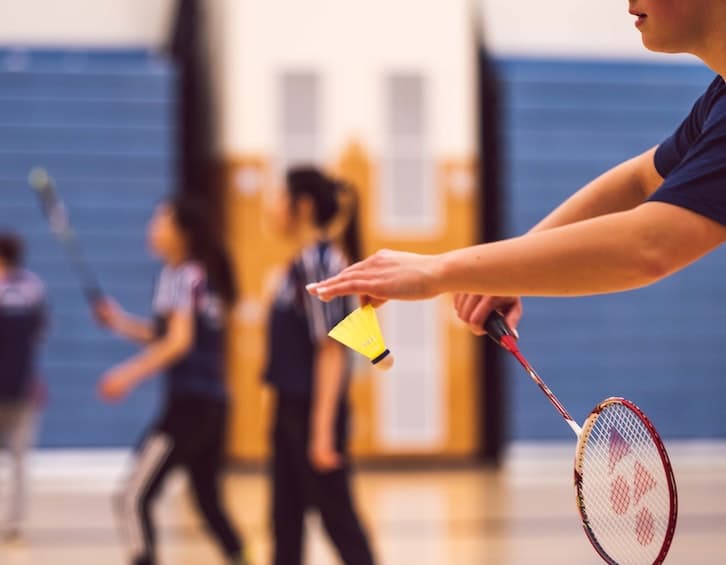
[0,269,46,401]
[153,262,228,400]
[649,75,726,224]
[265,241,352,396]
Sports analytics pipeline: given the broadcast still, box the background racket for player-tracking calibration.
[485,311,678,565]
[28,168,104,306]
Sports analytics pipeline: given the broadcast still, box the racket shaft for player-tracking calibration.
[30,172,103,305]
[484,312,581,436]
[511,351,582,437]
[64,239,103,304]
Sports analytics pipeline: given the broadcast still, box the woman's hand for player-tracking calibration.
[453,294,523,337]
[98,365,138,403]
[309,431,342,472]
[307,249,444,307]
[93,297,126,332]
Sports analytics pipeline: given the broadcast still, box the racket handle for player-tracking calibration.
[83,285,105,307]
[484,311,517,346]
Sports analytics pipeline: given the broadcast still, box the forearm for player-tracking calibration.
[115,340,186,386]
[113,314,155,344]
[437,203,721,297]
[531,147,660,233]
[312,341,346,438]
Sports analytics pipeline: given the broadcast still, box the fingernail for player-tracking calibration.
[513,328,520,339]
[306,283,318,292]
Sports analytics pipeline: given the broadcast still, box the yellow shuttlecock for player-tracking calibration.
[328,305,394,371]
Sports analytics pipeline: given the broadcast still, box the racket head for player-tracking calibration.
[28,168,71,237]
[574,397,678,565]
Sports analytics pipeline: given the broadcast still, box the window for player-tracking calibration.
[279,72,321,172]
[381,74,437,234]
[379,300,444,448]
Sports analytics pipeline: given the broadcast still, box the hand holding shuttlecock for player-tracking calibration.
[328,305,394,371]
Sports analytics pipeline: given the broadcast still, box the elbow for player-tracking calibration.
[633,236,672,286]
[160,337,192,362]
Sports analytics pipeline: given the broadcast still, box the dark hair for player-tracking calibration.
[0,231,23,268]
[168,195,238,307]
[287,167,363,263]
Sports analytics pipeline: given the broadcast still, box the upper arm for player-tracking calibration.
[635,146,665,199]
[162,309,194,354]
[635,201,726,276]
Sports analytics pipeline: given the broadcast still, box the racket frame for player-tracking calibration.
[485,311,679,565]
[574,397,679,565]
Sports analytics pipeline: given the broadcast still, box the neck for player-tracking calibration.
[694,18,726,77]
[165,250,188,267]
[296,223,323,249]
[0,264,9,281]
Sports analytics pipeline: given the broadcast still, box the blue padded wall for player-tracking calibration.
[497,58,725,440]
[0,49,176,446]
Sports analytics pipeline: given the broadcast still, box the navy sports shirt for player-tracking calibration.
[153,262,228,400]
[649,76,726,224]
[0,269,46,401]
[265,241,352,396]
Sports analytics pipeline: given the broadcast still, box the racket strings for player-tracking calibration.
[578,403,672,564]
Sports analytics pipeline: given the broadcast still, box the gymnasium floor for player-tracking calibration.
[1,443,724,565]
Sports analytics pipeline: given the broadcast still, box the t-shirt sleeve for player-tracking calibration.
[154,264,203,314]
[648,94,726,225]
[298,246,350,344]
[655,81,717,178]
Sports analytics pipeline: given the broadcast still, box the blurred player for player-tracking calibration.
[308,1,726,332]
[265,168,375,565]
[93,196,249,565]
[0,232,46,542]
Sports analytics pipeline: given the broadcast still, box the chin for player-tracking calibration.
[641,35,686,55]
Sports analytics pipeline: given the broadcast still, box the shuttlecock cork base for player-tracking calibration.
[328,305,394,371]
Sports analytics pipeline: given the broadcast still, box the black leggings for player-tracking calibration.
[272,392,375,565]
[116,395,242,565]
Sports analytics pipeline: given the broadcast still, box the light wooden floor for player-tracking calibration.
[1,443,724,565]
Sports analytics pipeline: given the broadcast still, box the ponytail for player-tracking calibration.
[287,167,364,263]
[169,195,239,308]
[333,183,362,264]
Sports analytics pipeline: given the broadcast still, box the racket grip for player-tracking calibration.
[484,311,517,346]
[83,285,105,307]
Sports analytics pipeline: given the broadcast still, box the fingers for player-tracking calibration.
[468,296,496,336]
[361,296,388,308]
[453,294,489,336]
[306,250,392,301]
[504,300,523,336]
[453,295,523,338]
[310,273,384,303]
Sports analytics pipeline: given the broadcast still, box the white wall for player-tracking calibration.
[0,0,176,47]
[221,0,476,158]
[479,0,697,62]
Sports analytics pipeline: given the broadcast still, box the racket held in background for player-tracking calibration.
[485,311,678,565]
[28,168,104,305]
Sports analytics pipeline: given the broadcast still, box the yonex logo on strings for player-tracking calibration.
[608,428,658,547]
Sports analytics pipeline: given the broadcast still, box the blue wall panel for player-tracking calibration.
[0,49,175,447]
[496,58,724,439]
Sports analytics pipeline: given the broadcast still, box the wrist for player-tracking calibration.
[433,251,457,294]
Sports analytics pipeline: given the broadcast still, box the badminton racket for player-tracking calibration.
[485,311,678,565]
[28,168,104,306]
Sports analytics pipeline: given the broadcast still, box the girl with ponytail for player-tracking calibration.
[264,167,375,565]
[93,195,248,565]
